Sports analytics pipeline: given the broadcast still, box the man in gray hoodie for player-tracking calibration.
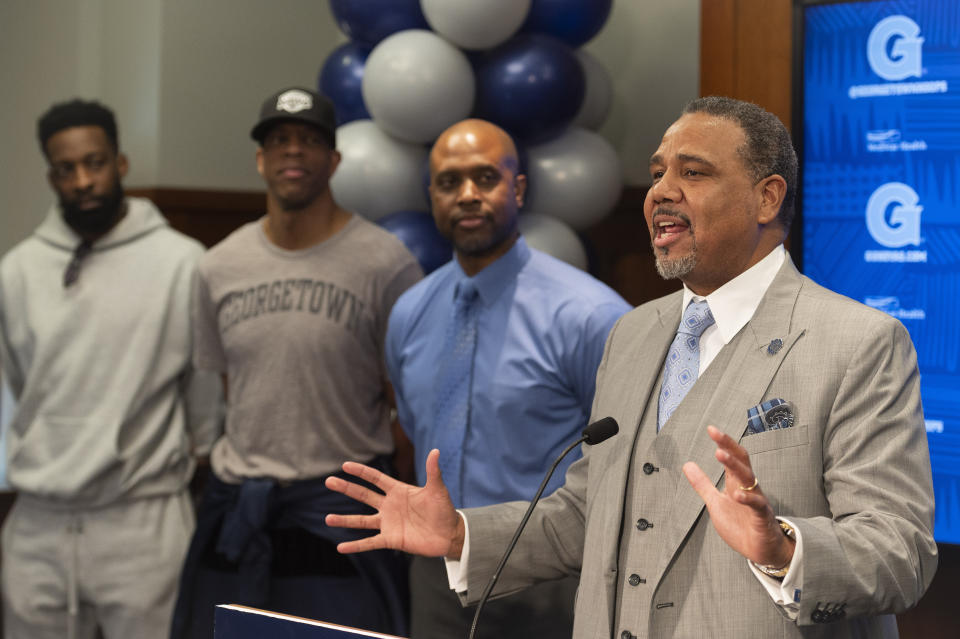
[0,99,222,639]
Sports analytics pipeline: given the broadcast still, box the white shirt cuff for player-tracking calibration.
[444,511,470,592]
[748,517,803,619]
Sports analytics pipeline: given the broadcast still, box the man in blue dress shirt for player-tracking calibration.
[386,119,631,638]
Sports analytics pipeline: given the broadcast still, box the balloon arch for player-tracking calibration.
[320,0,620,273]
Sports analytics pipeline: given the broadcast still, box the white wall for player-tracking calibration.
[0,0,699,254]
[155,0,344,189]
[1,1,85,254]
[96,0,164,187]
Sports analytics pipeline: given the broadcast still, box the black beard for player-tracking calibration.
[448,215,518,259]
[60,183,126,238]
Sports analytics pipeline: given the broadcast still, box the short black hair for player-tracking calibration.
[682,96,798,229]
[37,99,119,157]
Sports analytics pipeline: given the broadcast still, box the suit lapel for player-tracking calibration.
[651,258,809,583]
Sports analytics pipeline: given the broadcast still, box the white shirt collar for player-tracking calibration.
[681,245,786,345]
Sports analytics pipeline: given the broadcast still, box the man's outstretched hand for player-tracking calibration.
[325,448,466,559]
[683,425,795,570]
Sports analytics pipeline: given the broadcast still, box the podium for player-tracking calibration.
[214,605,408,639]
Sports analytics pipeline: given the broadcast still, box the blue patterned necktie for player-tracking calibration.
[657,300,715,431]
[434,280,480,507]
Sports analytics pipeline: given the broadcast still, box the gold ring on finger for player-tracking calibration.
[739,476,759,492]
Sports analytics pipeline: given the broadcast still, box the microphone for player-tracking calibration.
[582,415,619,445]
[467,417,619,639]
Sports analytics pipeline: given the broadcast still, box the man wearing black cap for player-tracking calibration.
[169,87,422,638]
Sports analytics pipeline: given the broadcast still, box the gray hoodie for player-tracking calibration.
[0,197,222,508]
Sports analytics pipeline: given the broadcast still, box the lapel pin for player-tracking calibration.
[767,338,783,355]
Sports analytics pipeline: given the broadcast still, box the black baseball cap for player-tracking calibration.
[250,87,337,147]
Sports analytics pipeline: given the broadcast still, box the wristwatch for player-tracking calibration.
[752,520,796,580]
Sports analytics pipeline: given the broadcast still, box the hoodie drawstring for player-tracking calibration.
[66,516,82,639]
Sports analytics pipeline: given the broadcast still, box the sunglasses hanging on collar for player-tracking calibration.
[63,240,93,288]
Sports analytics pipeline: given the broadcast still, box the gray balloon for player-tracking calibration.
[525,127,623,231]
[362,29,475,143]
[519,212,588,270]
[574,49,614,130]
[421,0,531,50]
[330,119,428,221]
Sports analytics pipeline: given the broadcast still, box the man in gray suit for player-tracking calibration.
[324,97,937,638]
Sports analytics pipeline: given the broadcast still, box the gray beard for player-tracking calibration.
[654,249,697,280]
[649,206,697,281]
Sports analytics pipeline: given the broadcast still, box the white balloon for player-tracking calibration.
[524,127,623,231]
[362,29,475,143]
[421,0,531,50]
[574,49,614,130]
[330,119,428,221]
[519,212,588,270]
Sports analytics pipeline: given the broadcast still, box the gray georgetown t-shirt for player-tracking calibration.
[194,215,423,482]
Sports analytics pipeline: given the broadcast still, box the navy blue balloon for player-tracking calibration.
[516,144,529,180]
[328,0,429,46]
[520,0,613,47]
[318,42,372,126]
[378,210,452,274]
[473,35,585,144]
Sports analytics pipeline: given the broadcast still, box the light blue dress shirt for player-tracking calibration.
[386,237,631,508]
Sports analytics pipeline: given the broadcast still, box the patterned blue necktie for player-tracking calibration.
[434,280,480,507]
[657,300,715,431]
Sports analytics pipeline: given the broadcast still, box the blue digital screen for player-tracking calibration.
[799,0,960,543]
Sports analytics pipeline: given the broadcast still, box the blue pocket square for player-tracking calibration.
[746,398,795,435]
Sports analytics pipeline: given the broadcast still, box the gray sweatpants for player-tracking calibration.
[2,491,194,639]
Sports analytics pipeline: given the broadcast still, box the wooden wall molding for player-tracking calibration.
[700,0,793,129]
[127,187,266,248]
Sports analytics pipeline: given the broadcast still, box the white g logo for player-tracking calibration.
[867,15,923,81]
[865,182,923,248]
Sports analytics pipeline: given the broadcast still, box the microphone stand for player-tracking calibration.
[466,435,586,639]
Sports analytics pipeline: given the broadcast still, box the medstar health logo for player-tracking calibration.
[867,15,923,81]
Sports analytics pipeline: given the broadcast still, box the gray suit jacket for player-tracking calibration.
[462,257,936,638]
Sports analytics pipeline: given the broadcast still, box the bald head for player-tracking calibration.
[430,119,519,176]
[428,119,527,276]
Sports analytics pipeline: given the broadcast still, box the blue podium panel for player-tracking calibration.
[214,605,408,639]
